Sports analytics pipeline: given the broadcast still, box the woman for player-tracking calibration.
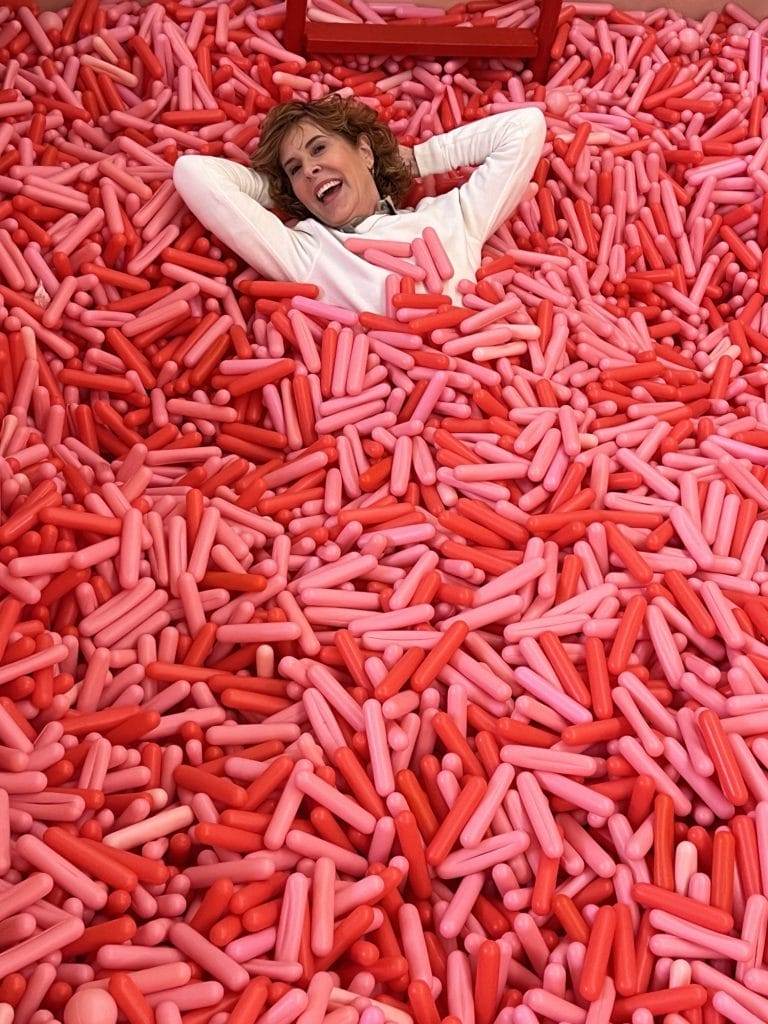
[173,94,546,313]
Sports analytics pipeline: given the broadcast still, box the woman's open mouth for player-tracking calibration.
[316,180,343,205]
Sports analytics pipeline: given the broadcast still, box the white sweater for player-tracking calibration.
[172,107,546,314]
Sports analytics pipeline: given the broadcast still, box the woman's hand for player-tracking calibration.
[399,145,419,177]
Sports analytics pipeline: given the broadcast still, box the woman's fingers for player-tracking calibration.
[399,145,418,176]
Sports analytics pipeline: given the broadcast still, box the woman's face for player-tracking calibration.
[279,120,381,228]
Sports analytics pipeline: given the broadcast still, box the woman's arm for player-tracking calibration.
[172,155,318,283]
[411,108,547,243]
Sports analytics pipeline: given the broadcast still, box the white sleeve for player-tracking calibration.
[172,155,318,283]
[412,108,546,244]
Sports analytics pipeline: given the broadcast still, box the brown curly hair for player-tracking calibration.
[251,94,414,222]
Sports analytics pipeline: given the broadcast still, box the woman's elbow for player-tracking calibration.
[524,107,547,154]
[172,154,195,194]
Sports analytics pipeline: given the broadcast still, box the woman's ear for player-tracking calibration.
[358,134,375,171]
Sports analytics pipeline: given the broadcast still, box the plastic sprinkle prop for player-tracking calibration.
[0,0,767,1023]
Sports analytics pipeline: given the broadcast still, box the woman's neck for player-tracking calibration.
[335,195,395,232]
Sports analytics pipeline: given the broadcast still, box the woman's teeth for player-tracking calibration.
[318,181,342,203]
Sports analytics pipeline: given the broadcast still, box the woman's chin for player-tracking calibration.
[312,194,375,228]
[317,207,347,228]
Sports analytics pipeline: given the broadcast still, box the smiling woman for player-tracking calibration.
[252,95,414,230]
[172,94,545,313]
[276,121,382,227]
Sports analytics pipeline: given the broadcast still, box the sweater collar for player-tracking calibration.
[336,195,398,233]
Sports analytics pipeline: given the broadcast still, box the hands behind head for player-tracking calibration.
[398,145,419,178]
[395,145,536,202]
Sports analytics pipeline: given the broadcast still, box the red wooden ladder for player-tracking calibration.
[283,0,563,83]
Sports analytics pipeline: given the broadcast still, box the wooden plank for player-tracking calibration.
[532,0,561,80]
[32,0,768,14]
[304,24,538,57]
